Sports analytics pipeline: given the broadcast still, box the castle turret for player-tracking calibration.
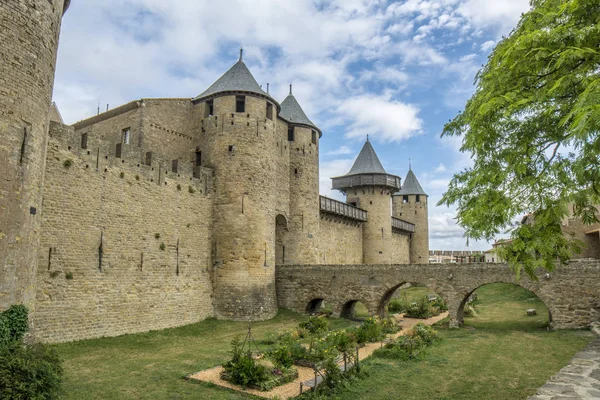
[0,1,70,311]
[393,167,429,264]
[332,140,401,263]
[279,85,321,264]
[192,50,280,320]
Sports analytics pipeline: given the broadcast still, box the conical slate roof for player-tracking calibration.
[396,168,427,196]
[193,50,275,103]
[345,140,387,176]
[279,86,320,135]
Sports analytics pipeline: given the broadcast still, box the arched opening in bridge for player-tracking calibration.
[305,298,333,315]
[378,282,447,319]
[275,214,288,265]
[341,300,370,320]
[458,283,551,331]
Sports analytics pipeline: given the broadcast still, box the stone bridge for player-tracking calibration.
[275,261,600,329]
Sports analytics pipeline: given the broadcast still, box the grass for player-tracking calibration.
[54,284,595,400]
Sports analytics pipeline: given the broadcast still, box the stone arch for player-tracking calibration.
[306,298,324,314]
[456,282,552,327]
[275,214,288,265]
[377,281,448,317]
[340,299,373,320]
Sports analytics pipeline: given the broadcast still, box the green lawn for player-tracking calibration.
[54,284,594,400]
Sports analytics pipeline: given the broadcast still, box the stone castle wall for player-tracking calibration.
[319,216,363,264]
[197,95,281,321]
[287,125,320,264]
[0,0,69,311]
[393,194,429,263]
[390,232,410,264]
[34,133,214,343]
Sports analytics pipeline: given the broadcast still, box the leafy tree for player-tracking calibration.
[440,0,600,278]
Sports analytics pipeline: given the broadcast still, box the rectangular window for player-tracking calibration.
[81,133,88,149]
[145,151,152,166]
[266,102,273,120]
[288,126,294,142]
[115,143,122,158]
[416,195,420,203]
[122,128,130,144]
[236,96,245,113]
[403,195,409,203]
[311,130,317,145]
[195,151,202,167]
[172,159,179,173]
[205,100,214,117]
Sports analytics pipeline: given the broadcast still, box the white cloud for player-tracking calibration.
[319,159,354,200]
[434,163,447,173]
[336,93,423,143]
[480,40,496,52]
[325,146,354,156]
[458,0,530,35]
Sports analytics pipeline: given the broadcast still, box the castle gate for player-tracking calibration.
[275,261,600,330]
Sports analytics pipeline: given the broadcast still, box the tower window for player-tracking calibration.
[172,159,179,173]
[311,130,317,145]
[145,151,152,166]
[81,133,88,149]
[236,96,245,113]
[416,195,420,203]
[195,151,202,167]
[288,126,294,142]
[122,128,130,144]
[205,100,214,117]
[266,102,273,120]
[403,195,409,203]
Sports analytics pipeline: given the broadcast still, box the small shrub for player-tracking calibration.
[188,185,196,194]
[0,305,29,345]
[412,323,439,345]
[154,233,161,239]
[0,342,63,400]
[159,243,166,251]
[299,316,329,336]
[177,184,182,191]
[430,296,448,312]
[49,271,60,279]
[405,296,433,319]
[323,356,344,389]
[464,304,477,317]
[355,317,384,344]
[62,159,73,168]
[64,272,73,280]
[119,171,125,179]
[388,298,408,313]
[374,335,424,360]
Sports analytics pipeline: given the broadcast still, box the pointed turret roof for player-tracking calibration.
[49,102,64,124]
[345,139,387,176]
[331,139,401,191]
[193,49,276,104]
[279,85,321,135]
[396,168,427,196]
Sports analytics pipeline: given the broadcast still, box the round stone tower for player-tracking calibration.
[392,167,429,264]
[0,0,70,311]
[279,85,321,264]
[332,140,401,264]
[192,50,280,320]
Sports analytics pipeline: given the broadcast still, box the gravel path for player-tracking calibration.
[187,312,448,399]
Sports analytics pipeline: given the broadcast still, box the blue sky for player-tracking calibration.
[52,0,531,251]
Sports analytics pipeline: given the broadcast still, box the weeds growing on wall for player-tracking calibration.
[62,159,73,168]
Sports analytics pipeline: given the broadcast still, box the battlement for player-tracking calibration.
[48,121,212,193]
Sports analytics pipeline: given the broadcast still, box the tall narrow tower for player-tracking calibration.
[279,85,321,264]
[332,140,401,264]
[393,167,429,264]
[0,0,70,311]
[192,51,281,321]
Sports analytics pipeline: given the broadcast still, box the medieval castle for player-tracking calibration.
[0,1,431,343]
